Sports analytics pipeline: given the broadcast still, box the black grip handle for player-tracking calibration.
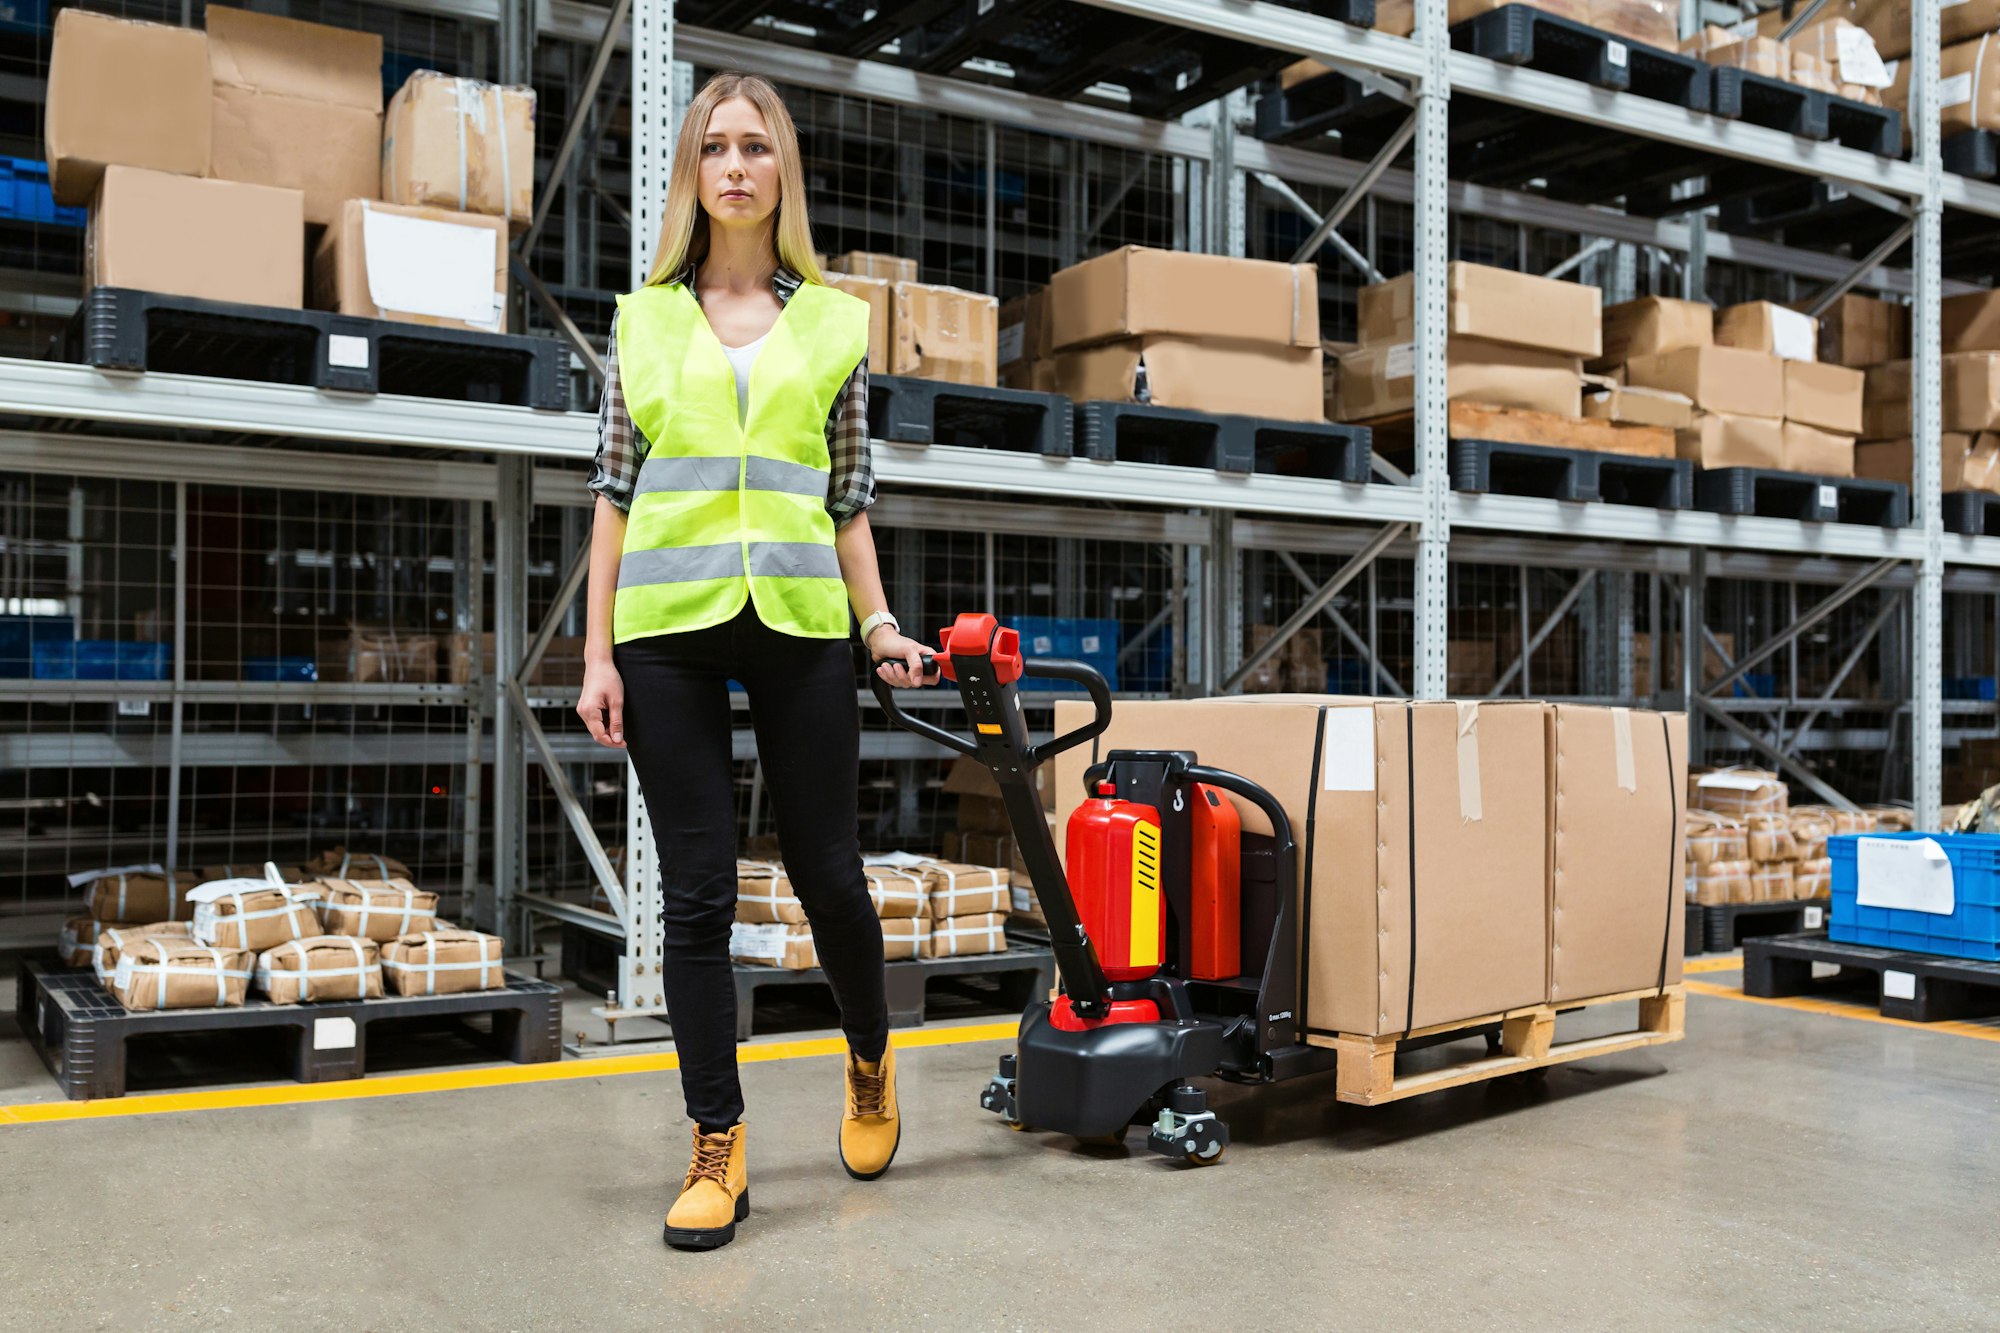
[1024,658,1113,766]
[866,652,976,757]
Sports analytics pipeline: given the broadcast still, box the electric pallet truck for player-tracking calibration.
[872,613,1337,1166]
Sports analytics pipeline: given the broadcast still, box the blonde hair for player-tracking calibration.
[645,73,822,288]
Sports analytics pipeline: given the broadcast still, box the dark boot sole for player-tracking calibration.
[840,1122,902,1182]
[663,1187,750,1250]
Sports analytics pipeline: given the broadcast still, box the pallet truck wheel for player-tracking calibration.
[1184,1142,1225,1167]
[1004,1119,1032,1132]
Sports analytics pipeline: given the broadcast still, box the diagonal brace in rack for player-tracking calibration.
[1488,571,1596,700]
[1221,522,1406,694]
[1704,557,1900,698]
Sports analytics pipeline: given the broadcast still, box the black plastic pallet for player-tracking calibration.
[1076,401,1247,471]
[60,287,570,411]
[1711,68,1828,140]
[1744,931,2000,1022]
[1686,901,1706,958]
[1251,419,1374,482]
[732,945,1055,1041]
[1700,899,1829,953]
[1942,490,2000,537]
[1448,437,1694,508]
[1455,6,1710,110]
[1695,468,1910,527]
[1944,128,2000,180]
[1824,93,1903,158]
[870,375,1074,456]
[15,957,562,1100]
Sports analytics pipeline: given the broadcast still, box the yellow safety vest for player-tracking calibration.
[612,280,869,642]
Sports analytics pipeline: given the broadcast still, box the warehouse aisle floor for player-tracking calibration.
[3,976,1999,1329]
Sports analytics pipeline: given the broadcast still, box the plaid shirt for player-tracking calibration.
[588,266,874,528]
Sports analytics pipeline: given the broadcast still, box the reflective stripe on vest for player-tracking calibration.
[612,280,869,642]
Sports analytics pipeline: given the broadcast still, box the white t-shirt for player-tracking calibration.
[719,332,770,424]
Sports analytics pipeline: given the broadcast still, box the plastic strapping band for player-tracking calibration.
[1404,705,1419,1041]
[1656,715,1679,996]
[1455,701,1482,822]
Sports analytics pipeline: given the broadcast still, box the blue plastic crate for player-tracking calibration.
[0,158,84,227]
[1829,831,2000,962]
[0,616,74,679]
[1734,673,1777,699]
[0,0,49,36]
[1945,676,1999,701]
[242,655,317,683]
[32,640,170,682]
[1007,616,1120,693]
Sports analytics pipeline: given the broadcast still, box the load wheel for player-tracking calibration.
[1184,1141,1225,1167]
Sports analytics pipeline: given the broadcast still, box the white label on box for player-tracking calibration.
[327,334,371,370]
[1939,71,1975,109]
[116,699,149,716]
[313,1017,357,1051]
[1606,41,1628,68]
[997,322,1025,367]
[1804,905,1825,929]
[360,206,501,325]
[1855,836,1955,915]
[729,921,789,962]
[1833,25,1892,88]
[1819,484,1839,510]
[1697,772,1772,792]
[1321,707,1376,792]
[1770,306,1819,362]
[1384,342,1416,382]
[1080,634,1102,654]
[1012,887,1033,912]
[1882,969,1916,1001]
[1030,635,1054,654]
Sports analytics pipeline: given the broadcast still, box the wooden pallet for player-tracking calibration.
[1310,985,1685,1106]
[1357,401,1673,460]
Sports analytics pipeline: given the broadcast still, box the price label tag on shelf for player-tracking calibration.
[117,699,150,717]
[1804,905,1824,930]
[1606,41,1628,67]
[1818,484,1839,512]
[327,334,371,370]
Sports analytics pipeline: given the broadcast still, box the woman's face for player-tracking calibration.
[699,95,780,231]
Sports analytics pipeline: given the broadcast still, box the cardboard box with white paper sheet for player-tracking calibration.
[313,199,509,333]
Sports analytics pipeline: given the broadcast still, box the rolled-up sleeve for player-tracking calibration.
[588,312,644,513]
[824,356,874,530]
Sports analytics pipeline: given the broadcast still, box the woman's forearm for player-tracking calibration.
[586,495,629,663]
[835,511,891,628]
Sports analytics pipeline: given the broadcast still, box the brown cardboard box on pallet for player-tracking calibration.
[999,288,1051,384]
[730,920,816,969]
[1337,338,1582,420]
[318,879,439,941]
[1857,434,2000,493]
[923,862,1010,918]
[89,167,304,309]
[1716,302,1820,362]
[85,869,198,924]
[1058,338,1325,421]
[114,939,253,1011]
[189,881,324,953]
[892,281,998,386]
[736,860,806,924]
[862,864,929,919]
[825,272,892,371]
[829,251,917,283]
[1783,422,1856,477]
[1050,247,1319,351]
[44,10,211,207]
[1675,412,1786,469]
[306,847,411,880]
[1545,706,1688,1000]
[1054,696,1551,1037]
[92,922,193,986]
[1784,360,1864,434]
[1593,296,1713,371]
[1885,33,2000,139]
[1862,354,2000,436]
[923,912,1007,959]
[1589,0,1677,47]
[1630,346,1786,418]
[1804,293,1908,367]
[314,200,510,333]
[256,936,383,1003]
[381,928,505,995]
[1689,859,1754,905]
[1942,289,2000,355]
[1690,766,1789,817]
[206,6,383,227]
[381,71,536,228]
[1583,384,1695,431]
[1360,263,1601,359]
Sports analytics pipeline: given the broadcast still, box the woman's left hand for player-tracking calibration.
[870,628,935,688]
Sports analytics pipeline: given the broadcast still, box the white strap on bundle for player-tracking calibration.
[930,916,1002,954]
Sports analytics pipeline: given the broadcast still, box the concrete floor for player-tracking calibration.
[2,965,1999,1330]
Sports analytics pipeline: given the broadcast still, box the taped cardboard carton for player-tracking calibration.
[829,251,916,283]
[1858,435,2000,494]
[862,864,928,919]
[730,920,816,969]
[88,167,304,309]
[1595,296,1713,371]
[1689,858,1754,906]
[306,847,412,880]
[1783,421,1856,477]
[1051,247,1319,351]
[190,877,325,952]
[1685,811,1749,864]
[922,862,1010,918]
[1746,813,1800,862]
[1361,262,1601,358]
[1752,861,1796,901]
[736,860,806,925]
[314,200,509,334]
[93,922,194,986]
[84,868,198,924]
[317,878,439,942]
[823,272,891,370]
[114,939,253,1011]
[381,929,505,995]
[891,281,998,386]
[45,9,210,206]
[1783,360,1864,433]
[923,912,1007,959]
[881,915,927,961]
[1690,767,1789,817]
[381,70,535,227]
[257,936,383,1003]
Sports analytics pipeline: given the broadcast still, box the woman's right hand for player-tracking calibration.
[578,659,626,749]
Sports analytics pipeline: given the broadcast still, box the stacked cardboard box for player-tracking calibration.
[381,929,505,995]
[1886,32,2000,141]
[304,847,412,881]
[1858,294,2000,491]
[1338,262,1600,423]
[314,199,511,333]
[999,288,1055,391]
[823,251,999,386]
[862,861,931,961]
[1051,247,1323,420]
[1684,780,1873,904]
[916,861,1009,959]
[256,936,384,1002]
[1053,696,1688,1034]
[1241,625,1327,694]
[381,71,536,229]
[1684,16,1892,104]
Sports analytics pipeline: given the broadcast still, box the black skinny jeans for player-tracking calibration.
[615,602,888,1130]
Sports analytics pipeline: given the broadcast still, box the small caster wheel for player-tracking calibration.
[1004,1119,1032,1132]
[1184,1142,1225,1167]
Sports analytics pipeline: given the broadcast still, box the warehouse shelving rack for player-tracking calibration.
[0,0,1990,1015]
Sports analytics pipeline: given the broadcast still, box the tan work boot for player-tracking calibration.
[839,1041,900,1180]
[663,1123,749,1250]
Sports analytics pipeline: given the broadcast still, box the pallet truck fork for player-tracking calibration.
[872,613,1336,1164]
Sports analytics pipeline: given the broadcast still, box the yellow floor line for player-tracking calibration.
[1683,956,1744,975]
[0,1019,1020,1128]
[1685,978,2000,1042]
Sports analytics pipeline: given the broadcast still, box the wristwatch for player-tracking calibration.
[860,610,900,645]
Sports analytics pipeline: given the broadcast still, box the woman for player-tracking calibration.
[579,71,933,1252]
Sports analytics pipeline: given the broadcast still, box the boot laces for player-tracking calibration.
[685,1130,733,1188]
[850,1061,886,1117]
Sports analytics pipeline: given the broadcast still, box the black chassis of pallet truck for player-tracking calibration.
[871,620,1333,1156]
